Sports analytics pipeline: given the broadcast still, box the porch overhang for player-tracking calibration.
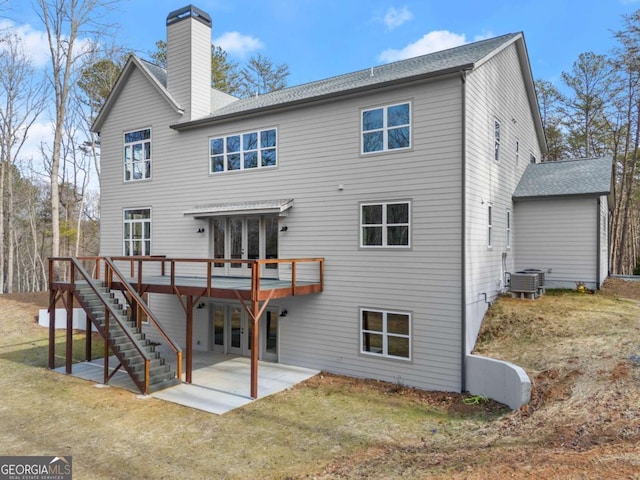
[183,199,293,218]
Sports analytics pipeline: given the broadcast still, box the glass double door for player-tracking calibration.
[211,304,278,361]
[211,216,279,276]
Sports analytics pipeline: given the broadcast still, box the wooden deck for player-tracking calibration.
[50,256,324,300]
[48,256,324,399]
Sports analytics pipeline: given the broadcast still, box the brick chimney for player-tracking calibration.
[166,5,212,121]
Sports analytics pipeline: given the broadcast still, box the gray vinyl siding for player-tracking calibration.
[599,195,609,286]
[463,43,540,351]
[99,70,464,391]
[514,198,599,288]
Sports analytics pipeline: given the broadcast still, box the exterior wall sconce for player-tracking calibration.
[280,226,288,232]
[279,309,288,317]
[197,228,205,233]
[196,303,205,309]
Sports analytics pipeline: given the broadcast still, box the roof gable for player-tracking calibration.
[513,157,613,199]
[92,56,183,132]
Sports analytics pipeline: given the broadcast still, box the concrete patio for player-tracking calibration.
[54,351,319,415]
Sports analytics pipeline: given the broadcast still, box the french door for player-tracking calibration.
[210,304,278,361]
[210,216,279,276]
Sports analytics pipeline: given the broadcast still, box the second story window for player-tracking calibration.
[362,102,411,153]
[124,128,151,181]
[210,128,277,173]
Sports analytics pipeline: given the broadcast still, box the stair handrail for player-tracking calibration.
[103,257,183,382]
[69,258,153,393]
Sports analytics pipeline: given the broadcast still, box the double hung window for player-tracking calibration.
[361,309,411,360]
[124,128,151,181]
[362,102,411,153]
[361,201,410,247]
[210,128,277,173]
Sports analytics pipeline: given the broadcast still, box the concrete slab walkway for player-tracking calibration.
[54,351,319,415]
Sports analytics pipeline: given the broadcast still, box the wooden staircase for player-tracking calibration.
[74,280,180,394]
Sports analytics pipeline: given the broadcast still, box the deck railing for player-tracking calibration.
[103,257,183,383]
[49,256,184,393]
[102,256,325,299]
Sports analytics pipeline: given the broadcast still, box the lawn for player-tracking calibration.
[0,282,639,479]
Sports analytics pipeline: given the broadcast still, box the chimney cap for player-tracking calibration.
[166,5,212,27]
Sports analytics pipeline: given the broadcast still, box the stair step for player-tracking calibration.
[148,377,181,393]
[127,358,166,373]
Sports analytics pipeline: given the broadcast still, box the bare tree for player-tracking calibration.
[34,0,117,259]
[0,32,46,292]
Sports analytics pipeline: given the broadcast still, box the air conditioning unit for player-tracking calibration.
[520,268,545,287]
[510,272,539,293]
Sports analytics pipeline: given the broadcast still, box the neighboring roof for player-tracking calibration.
[513,157,613,199]
[183,199,294,218]
[170,33,543,133]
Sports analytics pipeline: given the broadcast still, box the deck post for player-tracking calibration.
[250,298,260,399]
[65,289,73,374]
[250,262,260,399]
[48,288,56,369]
[186,296,193,384]
[85,317,92,362]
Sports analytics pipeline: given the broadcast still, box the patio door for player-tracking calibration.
[209,304,278,361]
[228,306,252,356]
[210,216,279,276]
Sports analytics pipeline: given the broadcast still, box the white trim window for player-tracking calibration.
[487,203,493,248]
[361,201,410,247]
[123,208,151,256]
[494,119,501,161]
[210,128,277,173]
[362,102,411,153]
[506,208,512,249]
[124,128,151,181]
[361,308,411,360]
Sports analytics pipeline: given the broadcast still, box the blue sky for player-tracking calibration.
[2,0,640,166]
[4,0,640,87]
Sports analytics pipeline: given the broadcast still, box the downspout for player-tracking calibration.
[460,69,468,393]
[596,197,601,289]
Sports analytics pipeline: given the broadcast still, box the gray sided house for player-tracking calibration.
[513,157,613,290]
[91,5,555,408]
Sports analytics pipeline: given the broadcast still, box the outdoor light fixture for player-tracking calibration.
[197,228,205,233]
[279,309,288,317]
[280,226,288,232]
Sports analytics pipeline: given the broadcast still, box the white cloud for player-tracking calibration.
[378,30,467,62]
[213,31,264,58]
[383,6,413,30]
[18,121,54,165]
[0,19,50,69]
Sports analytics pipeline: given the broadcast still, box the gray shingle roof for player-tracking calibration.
[140,59,167,87]
[513,157,613,199]
[207,33,520,118]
